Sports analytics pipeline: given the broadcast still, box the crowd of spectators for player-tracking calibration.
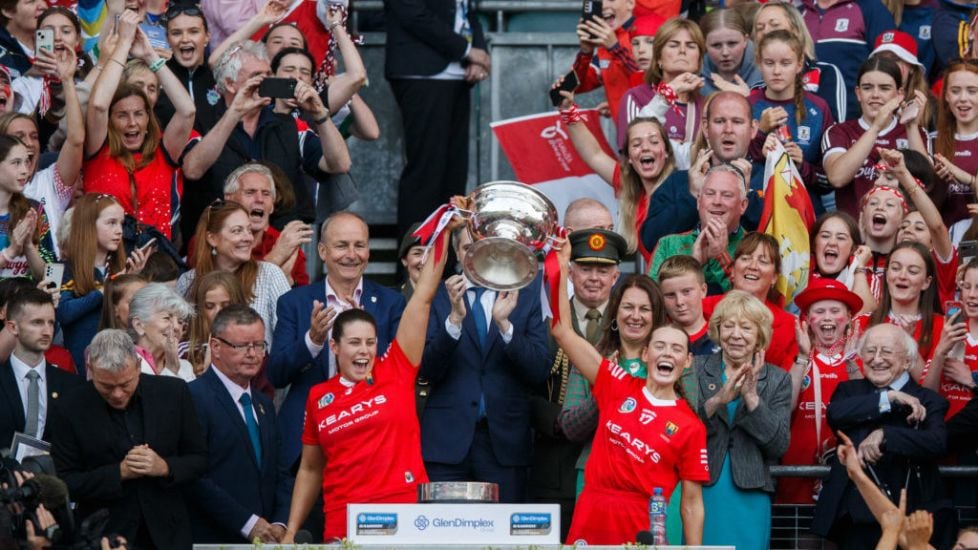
[5,0,978,547]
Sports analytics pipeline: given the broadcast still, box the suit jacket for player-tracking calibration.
[0,359,82,447]
[948,394,978,454]
[419,278,551,467]
[384,0,487,79]
[812,378,950,537]
[48,375,207,550]
[186,368,294,543]
[268,277,405,467]
[695,352,791,492]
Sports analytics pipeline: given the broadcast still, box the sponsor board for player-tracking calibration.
[347,503,560,545]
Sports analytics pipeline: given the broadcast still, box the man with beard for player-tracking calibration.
[640,91,762,251]
[0,289,81,445]
[812,323,955,549]
[649,164,748,295]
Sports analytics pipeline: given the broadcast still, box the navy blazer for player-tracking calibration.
[0,360,82,447]
[48,375,207,550]
[268,277,405,467]
[186,368,294,543]
[812,378,951,537]
[419,278,551,467]
[384,0,487,79]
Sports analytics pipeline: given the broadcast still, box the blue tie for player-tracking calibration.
[239,393,262,468]
[471,288,488,349]
[471,288,489,419]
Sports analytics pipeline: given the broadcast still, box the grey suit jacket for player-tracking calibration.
[695,352,791,493]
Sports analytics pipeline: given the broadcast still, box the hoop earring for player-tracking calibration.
[610,319,619,332]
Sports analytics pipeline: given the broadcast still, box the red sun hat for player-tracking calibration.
[630,14,666,39]
[872,30,922,68]
[794,278,863,314]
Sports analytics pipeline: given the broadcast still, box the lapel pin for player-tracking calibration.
[371,296,377,303]
[708,383,716,391]
[258,404,265,415]
[51,392,58,399]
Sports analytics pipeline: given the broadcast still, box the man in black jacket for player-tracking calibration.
[384,0,490,238]
[48,330,207,550]
[812,323,955,549]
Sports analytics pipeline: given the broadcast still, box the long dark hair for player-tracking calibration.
[857,56,903,98]
[37,7,94,78]
[870,241,940,356]
[810,211,861,277]
[597,274,667,357]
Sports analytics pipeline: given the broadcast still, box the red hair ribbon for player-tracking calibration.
[860,184,909,214]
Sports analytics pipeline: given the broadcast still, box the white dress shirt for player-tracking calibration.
[10,353,47,438]
[305,277,365,379]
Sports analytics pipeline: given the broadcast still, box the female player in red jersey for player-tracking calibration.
[550,241,709,545]
[280,207,461,542]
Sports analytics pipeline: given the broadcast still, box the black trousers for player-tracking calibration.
[389,78,471,238]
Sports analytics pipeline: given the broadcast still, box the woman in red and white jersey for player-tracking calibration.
[550,240,708,546]
[280,207,460,542]
[923,258,978,419]
[778,279,863,505]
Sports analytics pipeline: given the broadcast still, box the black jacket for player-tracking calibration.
[49,375,207,550]
[0,360,82,446]
[154,58,221,134]
[384,0,486,79]
[812,378,950,538]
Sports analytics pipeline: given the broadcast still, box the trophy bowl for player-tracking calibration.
[461,181,558,291]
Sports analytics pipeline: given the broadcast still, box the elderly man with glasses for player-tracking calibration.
[812,323,955,549]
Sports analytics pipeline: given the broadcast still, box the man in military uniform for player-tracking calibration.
[528,228,625,538]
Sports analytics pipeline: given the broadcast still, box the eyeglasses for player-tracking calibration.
[860,346,898,360]
[164,4,203,22]
[213,336,268,354]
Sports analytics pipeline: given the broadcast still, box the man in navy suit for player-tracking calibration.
[420,227,551,503]
[269,211,406,469]
[0,289,81,448]
[187,305,293,543]
[812,324,955,549]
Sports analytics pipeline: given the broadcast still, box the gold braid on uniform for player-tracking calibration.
[547,349,570,405]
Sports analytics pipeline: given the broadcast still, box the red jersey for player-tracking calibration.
[82,145,179,238]
[251,0,330,67]
[572,22,641,123]
[612,164,651,263]
[821,118,927,218]
[702,295,800,371]
[566,358,708,545]
[936,330,978,419]
[934,248,959,307]
[301,340,428,539]
[777,352,850,504]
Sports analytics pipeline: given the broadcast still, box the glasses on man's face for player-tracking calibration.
[213,336,268,354]
[860,346,897,360]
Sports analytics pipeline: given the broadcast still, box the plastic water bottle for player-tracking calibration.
[649,487,667,545]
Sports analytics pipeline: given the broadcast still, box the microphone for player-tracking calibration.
[294,529,314,544]
[30,474,69,511]
[635,530,655,545]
